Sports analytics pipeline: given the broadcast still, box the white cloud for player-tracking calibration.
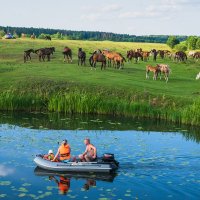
[80,4,122,21]
[0,165,14,177]
[101,4,122,12]
[80,13,101,21]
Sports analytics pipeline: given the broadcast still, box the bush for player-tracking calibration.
[174,43,187,52]
[166,36,180,48]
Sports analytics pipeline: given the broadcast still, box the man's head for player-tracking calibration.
[84,138,90,145]
[62,139,68,145]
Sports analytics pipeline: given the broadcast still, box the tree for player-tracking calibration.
[174,43,187,52]
[0,29,5,37]
[195,37,200,49]
[186,36,198,50]
[166,36,180,48]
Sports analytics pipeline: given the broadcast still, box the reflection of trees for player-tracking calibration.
[1,112,200,143]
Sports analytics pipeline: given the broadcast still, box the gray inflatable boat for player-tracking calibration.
[34,153,119,173]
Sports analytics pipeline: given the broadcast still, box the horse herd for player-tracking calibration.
[23,47,200,83]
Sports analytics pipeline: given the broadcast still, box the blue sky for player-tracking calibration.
[0,0,199,35]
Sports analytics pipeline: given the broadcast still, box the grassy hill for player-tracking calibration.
[0,38,200,125]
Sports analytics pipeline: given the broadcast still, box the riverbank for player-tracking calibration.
[0,39,200,125]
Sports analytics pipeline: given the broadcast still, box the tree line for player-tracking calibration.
[0,25,187,44]
[167,36,200,51]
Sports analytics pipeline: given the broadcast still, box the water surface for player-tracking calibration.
[0,112,200,200]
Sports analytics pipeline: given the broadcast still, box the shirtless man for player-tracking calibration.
[79,138,97,162]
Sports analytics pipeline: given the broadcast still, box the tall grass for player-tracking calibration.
[0,84,199,126]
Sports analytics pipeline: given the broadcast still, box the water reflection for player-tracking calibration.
[34,167,116,194]
[1,111,200,143]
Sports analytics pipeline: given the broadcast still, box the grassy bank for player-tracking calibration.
[0,39,200,125]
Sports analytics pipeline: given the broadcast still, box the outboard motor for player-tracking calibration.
[102,153,119,166]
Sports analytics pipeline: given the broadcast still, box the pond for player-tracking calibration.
[0,112,200,200]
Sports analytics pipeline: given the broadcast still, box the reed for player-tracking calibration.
[0,85,199,126]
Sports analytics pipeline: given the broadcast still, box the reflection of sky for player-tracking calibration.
[0,124,200,199]
[0,165,14,177]
[0,0,200,35]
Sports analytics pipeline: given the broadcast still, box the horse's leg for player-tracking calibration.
[146,70,149,79]
[64,54,66,62]
[78,58,80,66]
[70,55,73,63]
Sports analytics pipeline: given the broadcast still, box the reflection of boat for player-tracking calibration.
[34,167,117,182]
[34,154,119,173]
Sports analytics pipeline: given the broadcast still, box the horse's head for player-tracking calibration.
[78,48,82,52]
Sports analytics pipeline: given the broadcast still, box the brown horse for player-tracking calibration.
[35,47,55,62]
[24,49,35,63]
[113,53,126,69]
[102,50,125,68]
[89,50,106,70]
[127,50,143,63]
[193,52,200,61]
[146,65,160,80]
[63,47,72,63]
[142,51,150,62]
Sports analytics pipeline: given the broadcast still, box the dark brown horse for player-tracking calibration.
[78,48,86,66]
[174,51,187,62]
[89,50,106,70]
[63,47,72,63]
[24,49,35,63]
[35,47,55,61]
[44,35,51,40]
[127,50,143,63]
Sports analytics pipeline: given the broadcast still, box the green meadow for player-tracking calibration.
[0,38,200,125]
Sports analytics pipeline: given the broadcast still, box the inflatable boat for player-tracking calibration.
[34,153,119,173]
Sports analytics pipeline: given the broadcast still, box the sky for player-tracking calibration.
[0,0,199,36]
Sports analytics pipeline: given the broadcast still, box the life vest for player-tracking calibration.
[59,144,71,160]
[58,177,70,194]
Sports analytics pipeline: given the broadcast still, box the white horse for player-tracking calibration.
[196,72,200,80]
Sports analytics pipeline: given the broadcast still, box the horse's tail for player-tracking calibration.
[89,56,93,67]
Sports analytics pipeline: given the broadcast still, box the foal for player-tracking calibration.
[146,65,160,80]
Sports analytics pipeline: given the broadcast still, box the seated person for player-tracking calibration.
[52,140,71,162]
[43,150,55,161]
[79,138,97,162]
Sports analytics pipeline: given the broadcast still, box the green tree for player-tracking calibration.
[174,43,187,52]
[186,36,198,50]
[0,29,5,37]
[196,38,200,49]
[166,36,180,48]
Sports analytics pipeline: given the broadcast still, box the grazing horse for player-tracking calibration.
[44,35,51,40]
[146,65,160,80]
[174,51,187,62]
[142,51,150,62]
[78,48,86,66]
[156,64,171,83]
[127,50,143,63]
[89,50,106,70]
[113,53,126,69]
[158,50,165,59]
[193,52,200,61]
[30,34,36,39]
[63,47,72,63]
[35,47,55,61]
[102,50,125,68]
[24,49,35,63]
[188,51,196,58]
[102,50,117,67]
